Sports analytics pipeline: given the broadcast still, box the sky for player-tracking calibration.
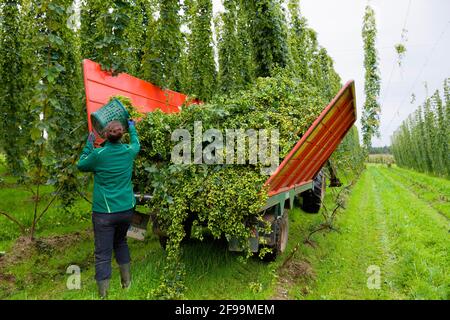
[213,0,450,147]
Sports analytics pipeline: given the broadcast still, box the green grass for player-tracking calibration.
[1,163,449,300]
[2,233,281,300]
[0,157,282,299]
[290,164,449,300]
[0,161,92,247]
[373,166,449,298]
[386,165,450,219]
[290,168,401,299]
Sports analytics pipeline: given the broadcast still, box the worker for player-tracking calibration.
[77,119,140,299]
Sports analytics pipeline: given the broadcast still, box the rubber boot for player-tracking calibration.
[119,263,131,289]
[97,279,110,299]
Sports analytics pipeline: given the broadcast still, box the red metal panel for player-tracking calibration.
[82,59,198,140]
[291,110,355,186]
[265,81,357,197]
[271,97,353,191]
[282,105,355,188]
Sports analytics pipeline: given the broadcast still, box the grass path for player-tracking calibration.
[295,165,449,299]
[292,166,402,299]
[373,166,449,298]
[385,166,450,220]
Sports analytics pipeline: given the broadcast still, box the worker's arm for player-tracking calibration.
[77,133,97,172]
[128,121,140,158]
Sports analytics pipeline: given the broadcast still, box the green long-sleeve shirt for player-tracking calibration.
[77,126,140,213]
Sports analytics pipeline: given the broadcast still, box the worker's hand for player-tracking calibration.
[128,119,135,127]
[87,132,95,144]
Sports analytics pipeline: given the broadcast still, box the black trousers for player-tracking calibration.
[92,210,133,281]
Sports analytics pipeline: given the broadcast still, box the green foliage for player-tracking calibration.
[330,126,365,179]
[0,0,86,238]
[287,0,309,81]
[29,0,86,208]
[80,0,104,60]
[235,1,255,87]
[82,0,142,74]
[391,79,450,178]
[395,43,407,67]
[243,0,289,78]
[0,0,29,176]
[185,0,216,101]
[369,145,391,155]
[367,154,395,165]
[361,5,381,149]
[142,0,183,90]
[287,0,342,98]
[81,0,149,75]
[216,0,254,94]
[315,48,342,101]
[127,0,154,76]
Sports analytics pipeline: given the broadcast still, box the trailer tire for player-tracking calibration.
[261,210,289,262]
[301,170,325,214]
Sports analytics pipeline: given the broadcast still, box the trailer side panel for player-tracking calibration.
[264,81,357,197]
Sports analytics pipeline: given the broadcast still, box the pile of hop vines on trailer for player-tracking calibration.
[129,72,332,299]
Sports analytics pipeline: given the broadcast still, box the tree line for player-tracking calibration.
[369,146,391,155]
[391,79,449,178]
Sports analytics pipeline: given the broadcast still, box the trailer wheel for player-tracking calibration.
[261,210,289,262]
[301,170,325,214]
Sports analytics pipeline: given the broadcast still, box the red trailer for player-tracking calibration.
[83,59,357,258]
